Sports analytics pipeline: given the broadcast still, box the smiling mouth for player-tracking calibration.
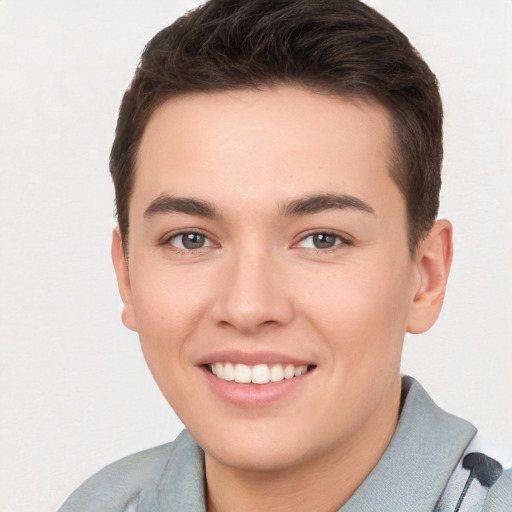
[207,362,314,384]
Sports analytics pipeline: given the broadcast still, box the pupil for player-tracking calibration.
[182,233,205,249]
[313,233,336,248]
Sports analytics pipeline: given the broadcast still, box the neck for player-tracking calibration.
[205,379,401,512]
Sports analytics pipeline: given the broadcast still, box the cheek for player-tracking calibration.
[297,261,413,367]
[128,267,215,418]
[133,262,210,323]
[129,266,212,366]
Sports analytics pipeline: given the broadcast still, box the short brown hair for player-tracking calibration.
[110,0,443,255]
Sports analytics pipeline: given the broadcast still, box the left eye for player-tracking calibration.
[168,232,213,250]
[297,233,344,250]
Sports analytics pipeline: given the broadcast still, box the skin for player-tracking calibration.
[112,86,452,511]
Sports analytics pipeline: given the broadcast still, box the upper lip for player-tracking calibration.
[196,349,314,367]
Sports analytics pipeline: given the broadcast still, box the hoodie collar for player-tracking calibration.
[340,376,476,511]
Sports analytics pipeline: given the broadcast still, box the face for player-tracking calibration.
[114,86,433,473]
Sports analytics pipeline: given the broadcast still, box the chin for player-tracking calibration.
[206,442,309,472]
[194,421,321,473]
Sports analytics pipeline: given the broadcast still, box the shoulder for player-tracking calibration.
[58,430,197,512]
[484,468,512,511]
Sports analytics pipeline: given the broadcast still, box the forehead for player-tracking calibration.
[133,86,401,216]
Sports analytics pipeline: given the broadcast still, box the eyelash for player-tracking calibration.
[162,230,353,254]
[294,231,353,253]
[163,229,216,253]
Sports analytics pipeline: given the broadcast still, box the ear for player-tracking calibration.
[111,227,138,332]
[406,219,453,334]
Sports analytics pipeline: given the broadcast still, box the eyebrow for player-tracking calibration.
[143,192,374,220]
[280,193,375,217]
[144,193,221,219]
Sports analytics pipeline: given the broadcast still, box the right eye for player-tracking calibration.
[298,232,342,249]
[167,231,214,250]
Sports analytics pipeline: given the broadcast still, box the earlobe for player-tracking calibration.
[111,227,138,332]
[406,219,453,334]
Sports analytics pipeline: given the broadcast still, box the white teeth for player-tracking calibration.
[209,362,310,384]
[284,364,295,379]
[215,362,225,379]
[252,364,270,384]
[294,365,307,377]
[234,363,252,383]
[270,364,284,382]
[224,362,235,381]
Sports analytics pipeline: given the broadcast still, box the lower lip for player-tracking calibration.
[199,366,314,408]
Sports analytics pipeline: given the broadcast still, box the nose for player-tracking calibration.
[211,250,295,334]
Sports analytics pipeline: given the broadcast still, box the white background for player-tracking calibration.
[0,1,510,511]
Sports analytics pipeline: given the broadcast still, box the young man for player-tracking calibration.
[59,0,511,510]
